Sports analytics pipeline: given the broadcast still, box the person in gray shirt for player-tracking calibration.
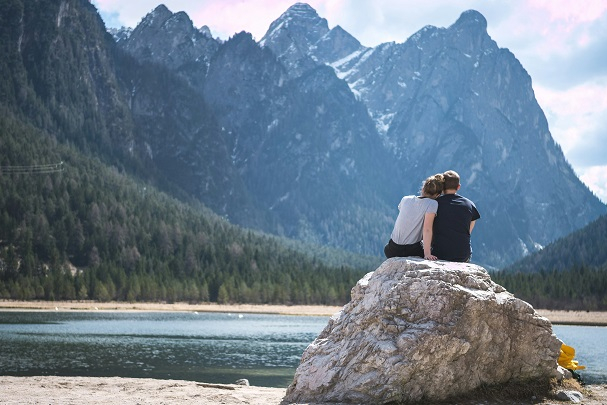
[384,173,445,260]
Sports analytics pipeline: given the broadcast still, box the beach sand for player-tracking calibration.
[1,301,606,404]
[536,309,607,326]
[0,376,286,405]
[1,376,605,404]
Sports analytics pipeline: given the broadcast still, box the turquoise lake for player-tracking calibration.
[0,311,604,387]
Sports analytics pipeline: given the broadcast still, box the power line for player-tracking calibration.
[0,161,64,174]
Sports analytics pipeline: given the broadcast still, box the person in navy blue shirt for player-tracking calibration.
[431,170,480,262]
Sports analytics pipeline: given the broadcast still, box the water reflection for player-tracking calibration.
[0,311,326,387]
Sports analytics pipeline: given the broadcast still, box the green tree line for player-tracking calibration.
[491,265,607,310]
[495,211,607,310]
[503,213,607,274]
[0,110,367,305]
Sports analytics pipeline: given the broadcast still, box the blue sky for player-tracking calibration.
[93,0,607,203]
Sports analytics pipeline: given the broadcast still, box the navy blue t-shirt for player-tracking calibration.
[432,194,480,262]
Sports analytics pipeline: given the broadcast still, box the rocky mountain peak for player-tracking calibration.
[119,5,219,79]
[224,31,256,49]
[140,4,172,30]
[128,5,181,44]
[283,2,324,21]
[170,11,193,26]
[259,3,366,76]
[451,9,488,33]
[260,2,329,47]
[199,25,213,39]
[315,25,364,63]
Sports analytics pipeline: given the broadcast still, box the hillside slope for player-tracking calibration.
[0,109,371,303]
[502,214,607,273]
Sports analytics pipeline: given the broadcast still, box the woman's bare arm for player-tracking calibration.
[423,212,437,260]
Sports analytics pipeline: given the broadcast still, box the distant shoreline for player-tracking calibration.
[1,300,606,326]
[0,300,343,317]
[535,309,607,327]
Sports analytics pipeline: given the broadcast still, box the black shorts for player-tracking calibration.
[384,239,424,259]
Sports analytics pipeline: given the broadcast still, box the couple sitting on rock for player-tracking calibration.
[384,170,480,262]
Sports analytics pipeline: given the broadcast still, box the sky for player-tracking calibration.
[92,0,607,204]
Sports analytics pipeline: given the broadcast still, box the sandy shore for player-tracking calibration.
[535,309,607,326]
[0,300,344,316]
[0,376,286,405]
[0,376,605,405]
[1,300,607,325]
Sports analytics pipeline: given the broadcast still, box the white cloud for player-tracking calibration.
[533,79,607,168]
[578,165,607,204]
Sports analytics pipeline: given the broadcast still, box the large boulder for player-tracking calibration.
[284,258,561,404]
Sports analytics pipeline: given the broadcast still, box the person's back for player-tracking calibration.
[390,195,437,246]
[432,171,480,262]
[384,174,444,259]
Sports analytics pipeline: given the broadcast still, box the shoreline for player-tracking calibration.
[1,300,607,325]
[536,309,607,327]
[0,300,343,316]
[0,376,605,405]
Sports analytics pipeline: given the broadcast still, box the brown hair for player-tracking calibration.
[443,170,460,190]
[421,173,444,197]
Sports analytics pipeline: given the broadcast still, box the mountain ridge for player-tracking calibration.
[3,0,605,270]
[110,2,606,267]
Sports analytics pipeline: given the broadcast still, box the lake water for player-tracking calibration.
[0,311,605,387]
[552,325,607,384]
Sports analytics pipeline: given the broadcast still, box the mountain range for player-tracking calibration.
[113,2,605,267]
[1,0,605,269]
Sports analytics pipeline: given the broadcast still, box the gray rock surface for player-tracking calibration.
[556,390,584,403]
[284,258,562,404]
[235,378,250,386]
[556,365,573,381]
[121,5,219,75]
